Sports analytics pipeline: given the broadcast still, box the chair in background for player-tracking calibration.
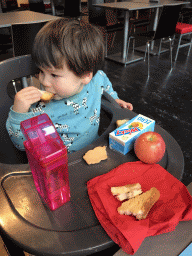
[11,21,47,88]
[88,0,153,58]
[64,0,81,18]
[131,4,182,77]
[129,9,153,34]
[1,0,18,12]
[28,0,45,13]
[51,0,83,18]
[126,9,153,61]
[51,0,65,16]
[179,0,192,24]
[180,7,192,24]
[88,0,124,56]
[174,22,192,62]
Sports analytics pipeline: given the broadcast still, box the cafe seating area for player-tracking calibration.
[0,1,192,256]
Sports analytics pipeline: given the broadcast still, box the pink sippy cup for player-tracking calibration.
[20,113,70,211]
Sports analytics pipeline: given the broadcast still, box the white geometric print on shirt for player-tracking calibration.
[89,109,99,125]
[66,100,81,115]
[55,123,70,132]
[61,133,75,149]
[32,102,46,114]
[82,97,88,109]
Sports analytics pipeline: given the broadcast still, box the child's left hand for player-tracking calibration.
[115,99,133,111]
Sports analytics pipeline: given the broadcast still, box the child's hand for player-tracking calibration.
[13,86,42,113]
[115,99,133,111]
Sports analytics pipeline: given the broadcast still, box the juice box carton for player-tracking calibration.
[109,114,155,155]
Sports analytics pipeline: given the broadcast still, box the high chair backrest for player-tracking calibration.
[11,21,47,57]
[0,55,39,164]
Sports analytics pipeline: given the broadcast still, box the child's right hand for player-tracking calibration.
[13,86,42,113]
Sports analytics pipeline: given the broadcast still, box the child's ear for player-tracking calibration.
[81,72,93,85]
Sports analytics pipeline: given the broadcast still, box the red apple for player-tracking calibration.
[134,132,166,164]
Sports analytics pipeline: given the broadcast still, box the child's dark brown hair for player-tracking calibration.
[32,18,105,76]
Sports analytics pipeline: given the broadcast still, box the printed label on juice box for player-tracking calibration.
[109,114,155,155]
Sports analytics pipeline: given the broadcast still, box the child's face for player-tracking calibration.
[38,63,88,100]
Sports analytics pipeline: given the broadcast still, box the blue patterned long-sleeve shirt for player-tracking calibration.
[6,71,119,153]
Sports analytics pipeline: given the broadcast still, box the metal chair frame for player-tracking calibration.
[126,15,152,60]
[129,4,182,77]
[175,29,192,62]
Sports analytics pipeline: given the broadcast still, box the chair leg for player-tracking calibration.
[147,42,150,77]
[187,33,192,56]
[158,38,162,55]
[169,37,173,70]
[126,36,134,61]
[144,41,150,56]
[175,34,182,63]
[133,38,135,53]
[144,42,148,61]
[126,36,131,61]
[105,32,108,57]
[111,32,116,50]
[105,32,116,57]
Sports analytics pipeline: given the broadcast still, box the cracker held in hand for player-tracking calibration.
[39,90,54,102]
[118,187,160,220]
[83,146,108,165]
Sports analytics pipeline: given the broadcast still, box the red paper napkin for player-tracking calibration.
[87,161,192,255]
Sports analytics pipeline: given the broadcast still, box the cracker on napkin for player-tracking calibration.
[83,146,108,165]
